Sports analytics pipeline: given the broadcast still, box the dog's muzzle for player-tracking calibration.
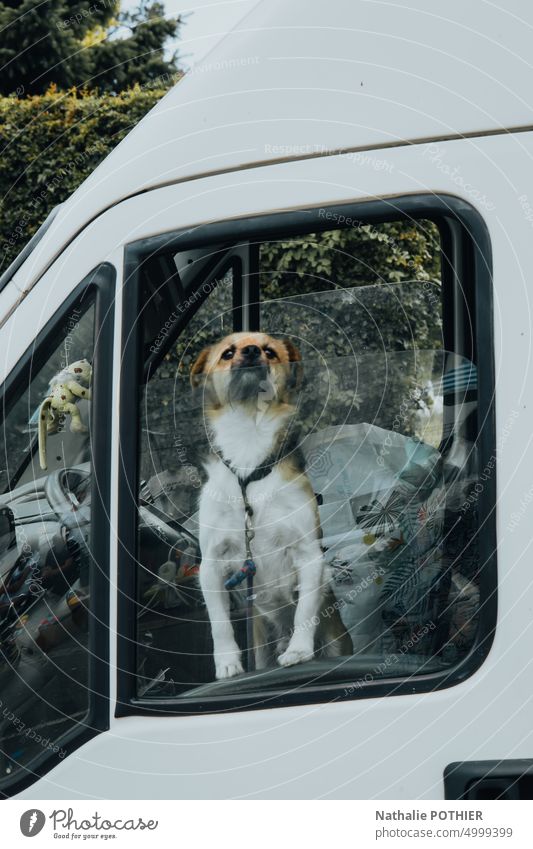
[229,357,268,402]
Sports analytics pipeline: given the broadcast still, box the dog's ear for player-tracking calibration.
[283,338,303,389]
[284,339,301,364]
[190,346,211,388]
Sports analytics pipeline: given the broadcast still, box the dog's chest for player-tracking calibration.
[202,462,299,540]
[199,460,314,589]
[210,408,289,477]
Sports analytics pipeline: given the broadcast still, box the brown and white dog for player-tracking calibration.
[191,331,352,679]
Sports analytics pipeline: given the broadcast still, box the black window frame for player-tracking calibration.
[117,194,495,717]
[0,263,115,798]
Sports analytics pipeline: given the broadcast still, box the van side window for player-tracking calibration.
[126,207,489,707]
[0,268,111,791]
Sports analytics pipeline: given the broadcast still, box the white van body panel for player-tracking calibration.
[0,131,518,373]
[12,132,533,798]
[8,0,533,301]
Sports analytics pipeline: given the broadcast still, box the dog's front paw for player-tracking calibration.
[278,642,314,668]
[215,654,244,679]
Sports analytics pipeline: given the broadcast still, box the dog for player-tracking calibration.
[191,331,352,679]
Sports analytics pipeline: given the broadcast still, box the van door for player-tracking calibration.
[0,257,116,798]
[13,131,533,799]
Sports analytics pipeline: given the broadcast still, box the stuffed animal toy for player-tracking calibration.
[38,359,92,470]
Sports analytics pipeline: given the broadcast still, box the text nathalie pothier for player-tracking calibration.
[376,810,483,821]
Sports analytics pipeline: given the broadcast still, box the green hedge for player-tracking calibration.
[0,85,441,296]
[0,86,442,430]
[0,86,444,458]
[0,85,169,271]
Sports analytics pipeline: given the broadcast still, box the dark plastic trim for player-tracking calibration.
[116,193,495,717]
[116,254,143,712]
[0,263,115,799]
[445,760,533,800]
[143,253,242,380]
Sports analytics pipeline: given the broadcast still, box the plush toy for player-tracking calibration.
[38,359,92,470]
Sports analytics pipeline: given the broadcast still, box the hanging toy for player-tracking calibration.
[38,359,92,470]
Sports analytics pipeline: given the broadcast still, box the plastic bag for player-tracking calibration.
[304,423,445,653]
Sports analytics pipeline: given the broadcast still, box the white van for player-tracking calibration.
[1,0,531,800]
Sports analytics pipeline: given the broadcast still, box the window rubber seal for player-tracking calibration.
[116,193,495,717]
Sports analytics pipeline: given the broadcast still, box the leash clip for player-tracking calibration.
[244,501,255,558]
[224,558,256,590]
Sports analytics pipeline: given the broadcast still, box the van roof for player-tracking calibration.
[10,0,533,291]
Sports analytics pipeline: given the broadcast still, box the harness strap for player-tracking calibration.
[214,449,277,491]
[215,430,303,674]
[217,450,276,674]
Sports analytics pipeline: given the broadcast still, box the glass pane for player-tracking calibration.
[0,295,95,782]
[137,269,235,695]
[135,220,481,700]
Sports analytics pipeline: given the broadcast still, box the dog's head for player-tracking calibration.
[190,332,302,410]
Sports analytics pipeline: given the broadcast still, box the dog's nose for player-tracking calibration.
[241,344,261,361]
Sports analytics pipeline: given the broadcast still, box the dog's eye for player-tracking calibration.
[264,347,277,360]
[221,348,235,361]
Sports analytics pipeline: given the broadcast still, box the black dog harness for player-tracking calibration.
[215,450,280,673]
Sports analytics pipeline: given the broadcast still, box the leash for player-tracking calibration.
[218,453,266,673]
[223,480,257,672]
[214,429,304,673]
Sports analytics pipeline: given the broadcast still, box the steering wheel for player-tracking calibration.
[44,467,91,525]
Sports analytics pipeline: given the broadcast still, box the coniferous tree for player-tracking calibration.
[0,0,181,96]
